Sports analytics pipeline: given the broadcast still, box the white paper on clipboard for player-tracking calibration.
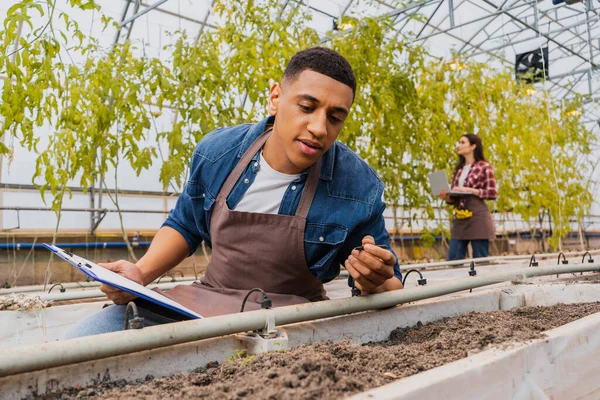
[43,243,202,319]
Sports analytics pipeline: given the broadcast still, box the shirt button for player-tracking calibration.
[244,178,249,184]
[291,185,297,190]
[254,162,258,167]
[201,193,205,198]
[319,236,324,242]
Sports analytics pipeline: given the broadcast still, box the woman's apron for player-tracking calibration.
[149,129,327,318]
[451,195,495,241]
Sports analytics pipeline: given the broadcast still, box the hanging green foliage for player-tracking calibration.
[0,0,595,250]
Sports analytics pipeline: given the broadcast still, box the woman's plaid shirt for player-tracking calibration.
[451,161,498,209]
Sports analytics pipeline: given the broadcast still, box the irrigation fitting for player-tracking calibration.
[156,273,176,284]
[124,301,144,330]
[240,288,272,313]
[351,286,361,297]
[402,269,427,286]
[468,261,477,276]
[579,252,595,275]
[582,252,595,264]
[557,252,573,278]
[467,261,478,293]
[557,252,569,265]
[529,255,539,267]
[47,283,66,294]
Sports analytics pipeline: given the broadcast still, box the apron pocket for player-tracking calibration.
[305,223,348,267]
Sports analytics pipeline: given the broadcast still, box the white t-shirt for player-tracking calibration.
[458,164,472,187]
[234,152,301,214]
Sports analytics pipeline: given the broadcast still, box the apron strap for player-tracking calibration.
[295,157,321,219]
[218,128,272,199]
[218,127,322,219]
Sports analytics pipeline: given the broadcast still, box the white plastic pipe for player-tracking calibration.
[2,249,596,296]
[1,262,599,377]
[403,249,600,270]
[3,249,596,299]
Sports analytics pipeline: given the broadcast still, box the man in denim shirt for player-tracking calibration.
[67,47,403,336]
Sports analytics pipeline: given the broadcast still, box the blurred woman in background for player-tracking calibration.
[439,134,498,260]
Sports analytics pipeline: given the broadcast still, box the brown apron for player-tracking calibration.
[451,195,495,241]
[151,129,327,318]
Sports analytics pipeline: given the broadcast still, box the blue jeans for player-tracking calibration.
[448,239,489,261]
[64,304,177,339]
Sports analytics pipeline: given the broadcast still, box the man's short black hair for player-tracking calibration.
[282,47,356,99]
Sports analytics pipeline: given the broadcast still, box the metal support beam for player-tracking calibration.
[533,0,539,31]
[448,0,455,28]
[0,15,24,231]
[119,0,170,27]
[412,0,537,43]
[0,206,171,215]
[549,65,599,81]
[114,0,134,45]
[559,70,589,100]
[340,0,355,19]
[456,0,513,53]
[586,0,596,96]
[91,209,107,233]
[466,15,600,59]
[290,0,338,19]
[462,6,600,71]
[374,0,395,10]
[0,183,177,197]
[416,0,444,38]
[481,0,597,68]
[385,0,443,19]
[141,1,217,31]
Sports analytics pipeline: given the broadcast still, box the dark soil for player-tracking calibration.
[39,302,600,400]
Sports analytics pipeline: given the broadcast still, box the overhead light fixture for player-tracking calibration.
[447,60,468,71]
[565,110,582,117]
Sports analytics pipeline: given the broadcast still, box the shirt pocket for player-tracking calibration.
[305,223,348,268]
[186,180,215,211]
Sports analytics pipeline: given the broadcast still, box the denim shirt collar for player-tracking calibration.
[237,116,335,181]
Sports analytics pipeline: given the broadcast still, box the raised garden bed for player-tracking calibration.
[46,302,600,400]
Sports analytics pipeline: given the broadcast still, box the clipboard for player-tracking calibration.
[43,243,203,319]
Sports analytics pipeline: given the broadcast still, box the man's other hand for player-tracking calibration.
[344,235,396,294]
[98,260,144,305]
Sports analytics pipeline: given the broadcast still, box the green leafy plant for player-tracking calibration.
[226,349,255,364]
[0,0,595,278]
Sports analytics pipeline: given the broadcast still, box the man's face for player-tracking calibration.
[265,69,354,174]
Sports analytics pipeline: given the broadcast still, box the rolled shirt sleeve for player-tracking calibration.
[161,151,209,256]
[161,188,205,256]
